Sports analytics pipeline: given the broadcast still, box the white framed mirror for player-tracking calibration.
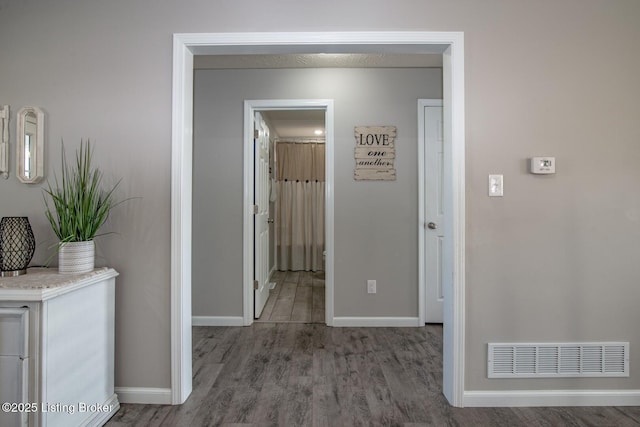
[0,105,8,179]
[16,106,44,184]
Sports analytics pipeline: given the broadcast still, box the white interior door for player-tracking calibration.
[254,112,271,318]
[425,104,444,323]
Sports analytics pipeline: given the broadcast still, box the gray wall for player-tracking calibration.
[1,0,639,394]
[192,68,443,318]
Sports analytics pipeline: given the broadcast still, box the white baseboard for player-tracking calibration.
[192,316,244,326]
[464,389,640,407]
[115,387,172,405]
[332,317,421,327]
[85,393,120,426]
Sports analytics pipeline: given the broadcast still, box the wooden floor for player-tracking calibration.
[257,270,325,323]
[106,324,640,426]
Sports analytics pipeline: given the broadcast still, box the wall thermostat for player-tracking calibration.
[530,157,556,174]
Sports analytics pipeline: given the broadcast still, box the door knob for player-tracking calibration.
[427,222,437,230]
[267,219,274,224]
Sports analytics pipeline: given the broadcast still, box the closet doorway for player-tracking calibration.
[243,100,334,326]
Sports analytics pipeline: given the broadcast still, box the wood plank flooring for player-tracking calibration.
[106,324,640,426]
[257,271,325,323]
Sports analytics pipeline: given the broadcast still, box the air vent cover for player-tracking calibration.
[488,342,629,378]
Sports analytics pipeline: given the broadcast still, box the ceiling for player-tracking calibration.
[196,53,442,139]
[261,110,326,139]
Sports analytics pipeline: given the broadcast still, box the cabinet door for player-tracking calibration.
[0,307,29,357]
[0,356,29,427]
[0,308,29,426]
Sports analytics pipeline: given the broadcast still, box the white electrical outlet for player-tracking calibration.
[488,174,504,197]
[367,279,376,294]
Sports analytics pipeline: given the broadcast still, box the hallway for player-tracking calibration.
[256,270,325,323]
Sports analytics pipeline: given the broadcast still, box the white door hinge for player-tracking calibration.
[253,280,259,290]
[254,129,259,139]
[252,204,259,215]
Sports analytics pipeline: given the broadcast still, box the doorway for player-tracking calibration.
[244,100,334,326]
[419,99,445,324]
[254,109,327,323]
[172,32,466,407]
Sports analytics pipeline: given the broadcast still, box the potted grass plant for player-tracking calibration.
[43,140,121,274]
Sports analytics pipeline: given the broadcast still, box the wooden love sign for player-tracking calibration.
[354,126,397,180]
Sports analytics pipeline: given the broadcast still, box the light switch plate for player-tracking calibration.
[489,174,503,197]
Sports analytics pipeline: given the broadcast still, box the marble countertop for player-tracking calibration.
[0,267,118,301]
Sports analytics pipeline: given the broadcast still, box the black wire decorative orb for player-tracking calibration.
[0,217,36,277]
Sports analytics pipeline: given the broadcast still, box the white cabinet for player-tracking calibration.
[0,308,29,427]
[0,268,119,427]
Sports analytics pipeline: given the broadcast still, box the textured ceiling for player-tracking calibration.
[261,110,325,139]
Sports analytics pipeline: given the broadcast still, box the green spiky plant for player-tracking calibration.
[43,141,121,243]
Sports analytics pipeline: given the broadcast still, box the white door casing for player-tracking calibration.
[254,113,271,318]
[270,141,277,276]
[172,32,465,407]
[423,102,444,323]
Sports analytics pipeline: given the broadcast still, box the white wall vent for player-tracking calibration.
[488,342,629,378]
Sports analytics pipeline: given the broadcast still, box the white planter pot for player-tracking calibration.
[58,241,95,274]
